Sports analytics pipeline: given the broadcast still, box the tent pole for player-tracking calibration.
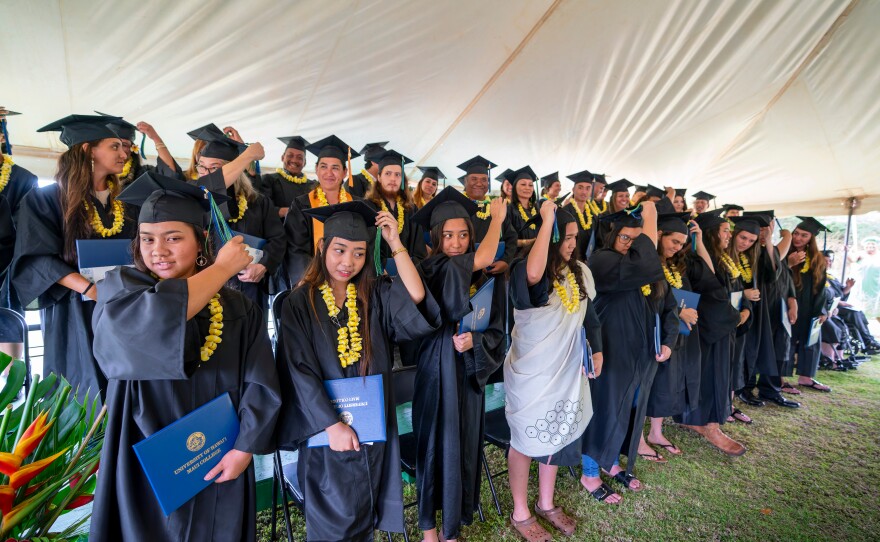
[840,197,858,280]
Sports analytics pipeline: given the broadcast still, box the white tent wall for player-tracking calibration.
[2,0,877,216]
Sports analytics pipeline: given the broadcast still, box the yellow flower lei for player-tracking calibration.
[0,155,13,195]
[662,264,682,288]
[319,282,363,368]
[469,284,477,297]
[84,183,125,237]
[571,202,592,230]
[316,187,352,206]
[227,192,248,224]
[552,270,580,314]
[189,171,199,181]
[518,202,537,229]
[719,252,742,279]
[641,284,652,296]
[276,168,308,184]
[738,254,753,283]
[117,156,133,180]
[475,199,491,220]
[360,169,375,184]
[200,294,223,362]
[380,197,406,234]
[589,199,606,215]
[801,252,811,274]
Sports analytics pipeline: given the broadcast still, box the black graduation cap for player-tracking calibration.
[730,215,769,236]
[412,186,479,229]
[308,135,359,163]
[566,170,594,185]
[795,216,831,236]
[592,173,607,185]
[187,123,248,161]
[187,123,222,141]
[540,172,559,189]
[722,203,745,212]
[457,155,497,176]
[511,165,537,183]
[359,141,388,160]
[95,111,137,141]
[692,190,715,202]
[0,109,20,117]
[372,149,413,171]
[37,114,123,147]
[118,171,229,227]
[520,208,576,234]
[418,166,446,181]
[633,185,647,194]
[743,209,775,219]
[0,108,21,154]
[693,209,726,231]
[657,212,692,235]
[495,168,514,182]
[607,179,634,194]
[599,205,645,228]
[278,136,309,151]
[645,184,665,199]
[675,188,687,197]
[302,201,377,243]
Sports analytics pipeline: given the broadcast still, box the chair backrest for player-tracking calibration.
[271,289,292,331]
[391,366,417,407]
[0,308,25,343]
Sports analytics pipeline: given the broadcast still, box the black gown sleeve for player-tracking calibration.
[463,275,506,388]
[252,194,286,275]
[155,157,185,179]
[283,197,314,285]
[659,286,680,348]
[508,258,550,310]
[500,216,519,264]
[375,276,441,343]
[584,298,603,353]
[589,234,663,293]
[0,198,12,273]
[419,253,476,321]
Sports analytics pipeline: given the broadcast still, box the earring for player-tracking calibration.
[90,159,94,171]
[196,253,208,267]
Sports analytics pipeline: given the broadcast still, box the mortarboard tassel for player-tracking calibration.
[823,231,827,251]
[552,211,560,244]
[139,132,147,159]
[254,160,261,175]
[1,119,11,155]
[347,147,354,188]
[373,228,383,276]
[202,186,234,245]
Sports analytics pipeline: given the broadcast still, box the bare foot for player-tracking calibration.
[606,466,642,490]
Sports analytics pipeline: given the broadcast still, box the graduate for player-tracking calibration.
[10,114,136,397]
[672,188,688,213]
[363,149,427,266]
[497,168,514,203]
[348,141,387,198]
[588,173,608,216]
[505,204,600,540]
[539,172,562,203]
[593,179,633,250]
[507,166,540,251]
[275,201,440,542]
[677,210,747,456]
[90,172,281,541]
[283,135,359,285]
[561,170,596,261]
[691,191,715,215]
[413,166,442,208]
[785,216,832,392]
[95,113,176,188]
[411,187,508,542]
[581,201,675,500]
[260,135,315,218]
[722,204,745,218]
[458,155,517,274]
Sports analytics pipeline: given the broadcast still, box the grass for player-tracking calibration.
[257,356,880,541]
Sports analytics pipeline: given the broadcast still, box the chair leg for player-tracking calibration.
[402,523,411,542]
[274,452,295,542]
[568,466,577,478]
[385,530,393,542]
[270,460,279,541]
[481,447,502,516]
[477,499,486,522]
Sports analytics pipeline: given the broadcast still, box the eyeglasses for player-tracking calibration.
[617,234,636,244]
[196,163,221,174]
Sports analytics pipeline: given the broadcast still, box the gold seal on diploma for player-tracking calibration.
[186,431,206,452]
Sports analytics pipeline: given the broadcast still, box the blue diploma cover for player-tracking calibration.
[459,278,496,334]
[807,317,822,347]
[672,288,700,336]
[230,230,266,263]
[308,375,387,447]
[76,239,134,299]
[654,313,662,355]
[133,393,240,516]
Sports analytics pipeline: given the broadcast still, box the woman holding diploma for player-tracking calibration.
[89,172,281,541]
[410,187,508,542]
[10,114,137,398]
[504,203,600,540]
[275,201,440,541]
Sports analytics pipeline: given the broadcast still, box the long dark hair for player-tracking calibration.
[654,231,688,301]
[429,218,476,256]
[56,140,122,265]
[522,227,588,302]
[702,224,733,277]
[301,237,376,377]
[728,228,760,284]
[131,224,215,274]
[789,233,827,294]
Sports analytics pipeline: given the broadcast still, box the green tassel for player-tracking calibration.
[373,228,383,276]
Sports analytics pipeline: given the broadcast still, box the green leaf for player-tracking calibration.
[0,351,12,373]
[0,358,26,410]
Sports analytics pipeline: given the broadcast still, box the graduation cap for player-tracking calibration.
[359,141,388,161]
[592,173,607,186]
[0,108,21,154]
[693,209,726,231]
[278,136,309,151]
[722,203,745,212]
[187,124,248,161]
[519,208,577,234]
[372,149,413,171]
[495,168,514,182]
[794,216,831,236]
[303,201,377,243]
[418,166,446,181]
[730,215,769,236]
[633,185,647,193]
[511,165,537,183]
[675,188,687,197]
[645,184,665,199]
[118,171,229,227]
[540,172,559,190]
[599,205,645,228]
[657,212,692,235]
[412,186,479,229]
[692,190,715,202]
[743,209,775,219]
[95,111,137,141]
[308,134,359,163]
[607,179,634,194]
[37,114,123,147]
[566,170,594,185]
[457,155,497,176]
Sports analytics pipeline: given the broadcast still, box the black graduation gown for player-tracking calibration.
[729,271,752,392]
[9,184,138,397]
[788,260,827,377]
[259,171,315,217]
[0,163,38,310]
[593,207,616,251]
[676,253,742,426]
[582,235,666,474]
[470,203,518,265]
[364,199,427,266]
[744,247,782,382]
[275,278,440,541]
[507,202,539,251]
[413,254,506,539]
[562,201,594,261]
[348,173,373,199]
[89,267,281,542]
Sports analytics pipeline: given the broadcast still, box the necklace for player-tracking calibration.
[571,201,592,230]
[200,294,223,362]
[552,271,580,314]
[662,264,682,288]
[801,252,811,274]
[227,192,248,223]
[738,254,753,283]
[518,202,536,229]
[588,200,606,215]
[276,168,308,184]
[360,169,374,184]
[319,282,363,368]
[380,197,405,234]
[316,187,352,206]
[84,182,125,237]
[475,199,491,220]
[718,252,742,279]
[0,155,13,195]
[641,284,652,296]
[117,156,133,181]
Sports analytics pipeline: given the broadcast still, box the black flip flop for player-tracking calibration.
[588,482,619,503]
[800,380,832,393]
[609,471,643,492]
[731,408,752,424]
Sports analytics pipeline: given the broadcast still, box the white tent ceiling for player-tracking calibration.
[3,0,878,215]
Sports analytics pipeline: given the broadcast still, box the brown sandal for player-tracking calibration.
[534,503,577,537]
[510,514,552,542]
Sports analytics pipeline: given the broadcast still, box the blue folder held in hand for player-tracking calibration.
[77,239,135,300]
[133,393,240,516]
[459,278,496,334]
[807,317,822,347]
[230,230,266,263]
[308,375,387,447]
[672,288,700,336]
[654,313,662,356]
[581,327,594,377]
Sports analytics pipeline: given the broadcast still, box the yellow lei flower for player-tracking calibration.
[201,294,223,362]
[719,252,742,279]
[319,282,363,368]
[801,252,811,274]
[227,192,248,224]
[360,169,375,184]
[572,202,592,230]
[316,187,352,206]
[84,183,125,237]
[641,284,652,296]
[469,284,477,297]
[588,199,606,215]
[662,264,683,288]
[0,155,13,195]
[276,168,308,184]
[380,197,406,234]
[116,155,133,181]
[552,270,580,314]
[518,202,536,229]
[475,199,491,220]
[738,254,753,283]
